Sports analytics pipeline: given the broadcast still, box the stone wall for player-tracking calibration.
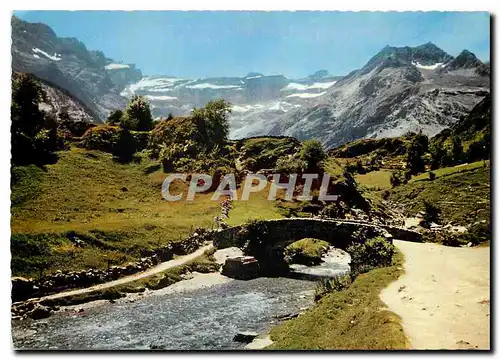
[12,227,214,302]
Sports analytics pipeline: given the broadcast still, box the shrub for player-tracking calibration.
[284,238,330,266]
[421,200,441,227]
[381,190,390,200]
[275,155,306,174]
[459,221,490,245]
[80,125,120,152]
[429,171,436,181]
[107,109,123,125]
[390,172,402,187]
[314,274,352,301]
[347,236,395,277]
[112,128,137,163]
[300,139,326,172]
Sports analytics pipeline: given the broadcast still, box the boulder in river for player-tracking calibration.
[234,331,258,343]
[221,256,260,280]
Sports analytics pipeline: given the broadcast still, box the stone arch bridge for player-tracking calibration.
[212,218,421,274]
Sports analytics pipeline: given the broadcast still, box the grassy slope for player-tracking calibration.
[285,238,330,258]
[389,162,490,225]
[355,170,393,190]
[269,252,408,350]
[410,160,488,182]
[11,147,282,277]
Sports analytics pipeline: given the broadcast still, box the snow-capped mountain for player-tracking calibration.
[11,17,490,149]
[119,70,342,137]
[267,43,490,148]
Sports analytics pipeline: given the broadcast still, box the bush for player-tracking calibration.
[80,125,120,152]
[459,221,490,245]
[390,172,402,187]
[300,139,326,172]
[314,274,352,301]
[107,109,123,125]
[429,171,436,181]
[284,238,330,266]
[275,155,306,174]
[112,128,137,163]
[421,200,441,227]
[347,236,395,277]
[381,190,390,200]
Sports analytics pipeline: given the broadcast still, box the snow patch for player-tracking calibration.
[120,77,187,97]
[32,48,61,61]
[185,83,242,90]
[146,95,178,101]
[231,104,265,113]
[281,81,336,92]
[105,63,131,70]
[33,54,40,59]
[245,75,263,80]
[412,61,444,70]
[286,92,326,99]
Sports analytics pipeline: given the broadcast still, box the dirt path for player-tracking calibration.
[381,240,490,350]
[36,244,214,302]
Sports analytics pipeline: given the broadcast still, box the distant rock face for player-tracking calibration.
[263,43,490,148]
[11,16,142,122]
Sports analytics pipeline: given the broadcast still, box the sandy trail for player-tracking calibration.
[35,244,214,302]
[381,240,490,350]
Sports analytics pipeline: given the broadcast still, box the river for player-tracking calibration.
[12,249,350,350]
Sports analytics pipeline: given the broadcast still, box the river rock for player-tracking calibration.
[234,331,258,343]
[11,277,36,302]
[221,256,260,280]
[26,304,52,320]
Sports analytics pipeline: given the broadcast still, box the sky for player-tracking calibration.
[14,11,490,78]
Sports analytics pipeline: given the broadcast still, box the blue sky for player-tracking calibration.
[14,11,490,78]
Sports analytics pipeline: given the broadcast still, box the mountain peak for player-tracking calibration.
[361,42,453,73]
[446,49,483,71]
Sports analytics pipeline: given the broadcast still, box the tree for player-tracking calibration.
[123,95,153,131]
[11,73,45,138]
[11,73,64,165]
[451,136,463,164]
[299,139,326,172]
[107,109,123,126]
[406,136,426,175]
[191,99,232,146]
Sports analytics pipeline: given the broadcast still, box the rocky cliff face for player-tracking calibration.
[11,16,142,122]
[37,76,99,123]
